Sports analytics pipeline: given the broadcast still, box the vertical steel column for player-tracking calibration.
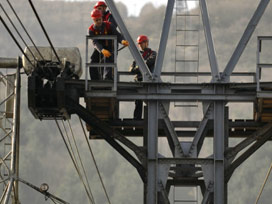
[213,86,225,204]
[224,107,229,204]
[153,0,175,80]
[147,87,159,204]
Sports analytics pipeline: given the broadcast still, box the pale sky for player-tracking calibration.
[49,0,168,16]
[48,0,197,16]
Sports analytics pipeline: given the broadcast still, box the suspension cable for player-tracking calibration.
[79,118,112,204]
[255,161,272,204]
[28,0,61,64]
[6,0,45,61]
[67,120,94,202]
[0,15,35,68]
[0,3,37,61]
[61,120,94,201]
[55,119,95,204]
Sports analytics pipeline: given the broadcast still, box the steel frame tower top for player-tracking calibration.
[101,0,271,203]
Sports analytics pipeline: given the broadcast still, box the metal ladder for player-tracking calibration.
[175,0,200,107]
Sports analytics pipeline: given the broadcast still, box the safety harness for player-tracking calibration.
[89,22,112,46]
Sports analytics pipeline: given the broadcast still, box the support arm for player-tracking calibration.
[105,0,152,81]
[221,0,270,82]
[152,0,175,81]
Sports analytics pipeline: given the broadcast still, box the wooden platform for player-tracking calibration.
[85,97,118,132]
[254,98,272,121]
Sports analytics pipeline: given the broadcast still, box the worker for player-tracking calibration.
[129,35,157,120]
[93,1,117,28]
[88,9,129,80]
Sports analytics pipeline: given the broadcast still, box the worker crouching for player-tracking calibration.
[88,9,128,80]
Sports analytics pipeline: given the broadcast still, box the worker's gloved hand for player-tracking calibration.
[101,49,111,58]
[121,40,129,47]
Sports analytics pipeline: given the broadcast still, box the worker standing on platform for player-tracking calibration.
[88,9,129,80]
[94,1,117,28]
[129,35,157,120]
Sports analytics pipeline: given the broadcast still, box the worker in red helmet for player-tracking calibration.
[129,35,157,120]
[88,9,129,80]
[94,1,117,28]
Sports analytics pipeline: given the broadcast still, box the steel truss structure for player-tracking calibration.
[0,61,20,204]
[0,0,271,203]
[87,0,270,203]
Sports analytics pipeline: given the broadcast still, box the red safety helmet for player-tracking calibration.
[94,1,107,9]
[91,9,102,19]
[137,35,149,44]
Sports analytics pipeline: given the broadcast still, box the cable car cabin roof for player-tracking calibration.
[22,46,82,77]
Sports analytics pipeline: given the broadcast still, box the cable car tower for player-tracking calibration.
[0,0,272,203]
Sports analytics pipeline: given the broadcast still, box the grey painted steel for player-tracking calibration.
[189,104,213,157]
[147,87,159,203]
[221,0,270,82]
[214,88,225,203]
[226,128,272,181]
[225,123,272,160]
[199,0,220,81]
[159,158,213,165]
[0,58,18,68]
[105,0,152,81]
[159,103,184,157]
[115,93,256,101]
[4,66,20,204]
[153,0,175,80]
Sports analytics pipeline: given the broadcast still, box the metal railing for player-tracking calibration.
[85,35,118,92]
[256,36,272,92]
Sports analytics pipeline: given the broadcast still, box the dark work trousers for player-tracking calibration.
[134,100,143,120]
[90,49,114,80]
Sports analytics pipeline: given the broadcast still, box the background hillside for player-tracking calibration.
[0,0,272,203]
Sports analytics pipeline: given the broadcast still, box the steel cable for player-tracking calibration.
[60,120,95,203]
[79,117,112,204]
[55,119,95,204]
[67,120,95,203]
[6,0,45,61]
[28,0,61,64]
[0,16,35,68]
[0,3,37,61]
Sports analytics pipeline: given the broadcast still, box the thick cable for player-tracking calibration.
[67,120,94,202]
[0,3,37,61]
[28,0,61,64]
[62,120,94,201]
[6,0,45,61]
[59,120,95,203]
[0,16,35,68]
[255,162,272,204]
[55,119,94,204]
[79,117,112,204]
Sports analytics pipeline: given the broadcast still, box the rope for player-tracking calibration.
[255,161,272,204]
[55,119,95,204]
[79,117,112,204]
[6,0,45,60]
